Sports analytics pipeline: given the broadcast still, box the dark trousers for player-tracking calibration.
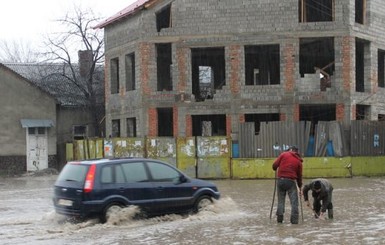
[312,190,333,219]
[276,178,299,224]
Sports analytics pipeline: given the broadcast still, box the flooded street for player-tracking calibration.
[0,175,384,245]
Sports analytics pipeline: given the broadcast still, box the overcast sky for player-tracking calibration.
[0,0,136,43]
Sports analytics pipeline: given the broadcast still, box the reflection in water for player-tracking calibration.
[0,176,384,244]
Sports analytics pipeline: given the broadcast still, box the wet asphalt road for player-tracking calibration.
[0,174,384,245]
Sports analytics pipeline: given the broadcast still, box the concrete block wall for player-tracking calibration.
[102,0,385,138]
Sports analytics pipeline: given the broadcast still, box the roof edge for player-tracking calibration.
[94,0,156,29]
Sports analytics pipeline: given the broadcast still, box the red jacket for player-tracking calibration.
[272,151,303,187]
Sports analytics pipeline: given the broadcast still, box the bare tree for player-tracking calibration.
[0,39,41,62]
[43,6,105,137]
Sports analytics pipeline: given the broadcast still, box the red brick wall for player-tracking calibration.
[351,104,356,120]
[280,113,287,121]
[342,37,352,91]
[293,104,300,121]
[239,114,245,123]
[284,43,295,92]
[226,115,232,136]
[186,115,192,137]
[336,103,345,122]
[229,45,241,94]
[148,107,157,136]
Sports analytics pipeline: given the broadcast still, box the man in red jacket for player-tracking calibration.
[272,145,303,224]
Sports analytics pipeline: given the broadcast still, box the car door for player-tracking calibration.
[116,161,157,209]
[146,161,194,212]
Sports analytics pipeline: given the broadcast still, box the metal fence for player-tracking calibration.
[69,120,385,161]
[239,120,384,157]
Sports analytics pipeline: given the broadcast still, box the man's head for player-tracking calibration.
[314,180,322,192]
[289,145,299,152]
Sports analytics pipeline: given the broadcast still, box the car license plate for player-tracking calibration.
[58,199,73,206]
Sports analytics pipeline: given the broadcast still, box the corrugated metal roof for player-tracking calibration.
[20,119,55,128]
[94,0,155,29]
[4,63,104,107]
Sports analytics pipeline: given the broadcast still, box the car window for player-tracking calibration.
[146,161,180,182]
[115,164,126,183]
[101,165,113,183]
[121,162,148,183]
[57,164,88,182]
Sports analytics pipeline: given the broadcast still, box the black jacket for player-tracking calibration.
[303,178,333,212]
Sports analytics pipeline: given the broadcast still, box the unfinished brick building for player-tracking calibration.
[96,0,385,143]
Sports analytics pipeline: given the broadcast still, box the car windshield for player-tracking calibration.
[57,163,89,182]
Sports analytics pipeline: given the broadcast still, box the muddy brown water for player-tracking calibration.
[0,175,384,244]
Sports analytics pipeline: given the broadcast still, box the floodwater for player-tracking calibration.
[0,174,384,245]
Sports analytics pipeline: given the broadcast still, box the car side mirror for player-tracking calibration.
[179,175,187,183]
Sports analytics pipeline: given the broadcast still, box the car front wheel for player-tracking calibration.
[194,195,213,213]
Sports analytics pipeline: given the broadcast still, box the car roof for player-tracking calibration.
[66,157,161,165]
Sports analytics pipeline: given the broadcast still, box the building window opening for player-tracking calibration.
[110,58,119,94]
[356,38,369,92]
[378,50,385,88]
[192,114,226,136]
[156,43,172,91]
[245,45,280,85]
[125,53,135,91]
[300,104,336,125]
[355,0,366,24]
[37,127,45,135]
[300,37,335,91]
[156,4,172,32]
[126,118,137,137]
[28,127,46,135]
[356,104,370,120]
[28,128,35,135]
[73,125,87,140]
[300,104,336,156]
[112,119,121,137]
[300,104,336,138]
[157,108,173,136]
[299,0,334,22]
[191,47,226,102]
[245,113,280,135]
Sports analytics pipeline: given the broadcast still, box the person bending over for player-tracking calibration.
[302,178,334,220]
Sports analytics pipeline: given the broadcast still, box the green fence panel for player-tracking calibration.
[232,158,274,179]
[113,137,145,158]
[351,156,385,176]
[95,138,104,158]
[196,137,231,179]
[176,137,196,178]
[73,140,86,160]
[66,143,74,162]
[197,157,230,179]
[302,157,352,178]
[146,137,176,167]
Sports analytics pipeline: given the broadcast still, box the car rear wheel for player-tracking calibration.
[194,195,213,213]
[101,203,123,223]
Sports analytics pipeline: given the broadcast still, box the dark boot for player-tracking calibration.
[290,215,299,224]
[328,209,333,219]
[277,215,283,223]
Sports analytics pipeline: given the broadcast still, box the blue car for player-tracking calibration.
[53,158,220,222]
